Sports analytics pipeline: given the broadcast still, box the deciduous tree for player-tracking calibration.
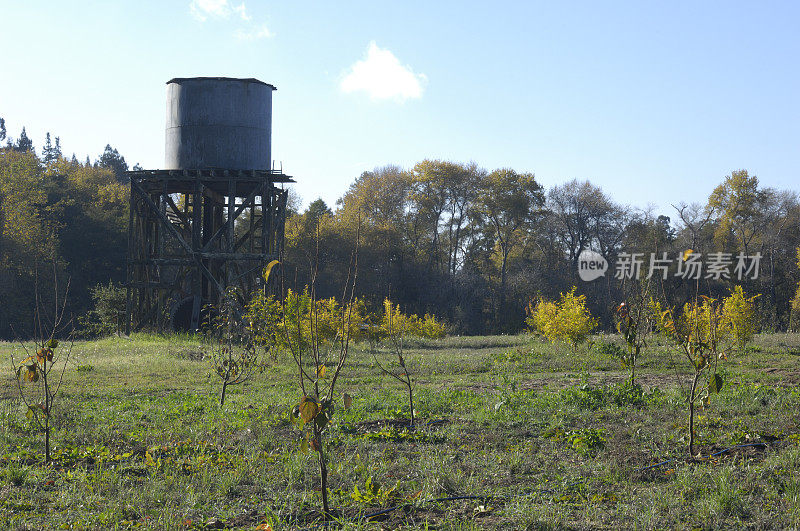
[475,168,544,325]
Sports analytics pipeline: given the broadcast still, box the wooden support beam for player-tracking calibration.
[131,178,225,297]
[164,194,190,228]
[131,179,193,254]
[234,214,264,252]
[227,179,236,287]
[262,183,271,256]
[202,186,225,205]
[125,179,137,335]
[128,258,195,265]
[199,252,274,260]
[191,179,203,330]
[201,183,262,252]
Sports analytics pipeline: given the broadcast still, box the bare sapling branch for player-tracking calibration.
[284,217,362,519]
[204,287,262,407]
[12,264,74,463]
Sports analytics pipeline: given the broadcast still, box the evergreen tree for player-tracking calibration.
[42,132,54,163]
[15,127,34,153]
[306,198,332,225]
[0,117,6,143]
[70,153,79,165]
[85,156,91,167]
[54,137,62,159]
[98,144,128,182]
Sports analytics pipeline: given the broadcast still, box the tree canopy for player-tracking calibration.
[1,115,798,337]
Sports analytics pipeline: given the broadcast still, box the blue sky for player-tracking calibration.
[1,1,798,214]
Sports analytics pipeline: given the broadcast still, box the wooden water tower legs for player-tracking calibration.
[124,169,291,333]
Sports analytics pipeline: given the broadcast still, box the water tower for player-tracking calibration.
[125,77,293,332]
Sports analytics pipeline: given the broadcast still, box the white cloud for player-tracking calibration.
[190,0,249,21]
[232,3,250,21]
[340,41,427,102]
[234,24,273,41]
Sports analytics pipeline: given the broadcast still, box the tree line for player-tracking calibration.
[284,162,800,334]
[0,119,131,338]
[0,116,798,337]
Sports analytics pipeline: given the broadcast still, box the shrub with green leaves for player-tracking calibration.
[202,288,260,407]
[561,381,651,410]
[595,339,625,359]
[244,291,282,363]
[349,475,398,506]
[80,281,126,337]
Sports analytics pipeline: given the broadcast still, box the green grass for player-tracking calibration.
[1,332,799,529]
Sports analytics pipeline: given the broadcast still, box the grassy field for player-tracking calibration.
[1,332,800,529]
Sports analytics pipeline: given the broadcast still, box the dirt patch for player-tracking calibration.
[170,348,205,361]
[582,372,686,391]
[763,367,800,386]
[450,371,687,395]
[342,417,449,433]
[363,501,507,529]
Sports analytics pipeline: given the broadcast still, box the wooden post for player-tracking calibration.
[227,178,236,289]
[191,177,203,331]
[125,179,136,335]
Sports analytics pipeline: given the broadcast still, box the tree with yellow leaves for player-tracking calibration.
[654,284,759,457]
[790,248,800,332]
[527,287,598,349]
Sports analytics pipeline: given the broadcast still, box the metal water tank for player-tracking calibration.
[165,77,275,170]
